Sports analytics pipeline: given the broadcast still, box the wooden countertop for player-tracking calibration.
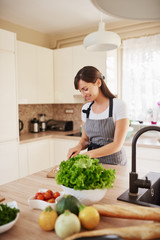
[19,130,160,149]
[0,164,154,240]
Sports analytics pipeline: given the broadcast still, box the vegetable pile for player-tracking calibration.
[0,203,19,226]
[56,155,116,190]
[34,189,60,203]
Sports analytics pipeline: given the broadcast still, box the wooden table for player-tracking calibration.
[0,164,153,240]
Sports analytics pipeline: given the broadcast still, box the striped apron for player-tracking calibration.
[83,98,127,165]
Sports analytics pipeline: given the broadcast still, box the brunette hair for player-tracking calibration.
[74,66,116,98]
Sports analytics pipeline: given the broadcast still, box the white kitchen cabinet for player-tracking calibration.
[0,29,19,185]
[51,138,86,166]
[17,41,54,104]
[53,47,75,103]
[0,141,19,185]
[17,41,37,104]
[72,45,106,95]
[28,139,51,174]
[51,138,76,165]
[37,46,54,103]
[18,143,28,178]
[53,45,106,102]
[0,30,18,142]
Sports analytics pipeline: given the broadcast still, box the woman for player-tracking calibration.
[67,66,129,165]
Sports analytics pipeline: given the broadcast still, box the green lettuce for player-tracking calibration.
[55,155,116,190]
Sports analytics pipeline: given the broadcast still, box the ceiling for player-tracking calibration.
[0,0,121,36]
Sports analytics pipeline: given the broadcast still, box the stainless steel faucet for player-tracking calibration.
[129,126,160,196]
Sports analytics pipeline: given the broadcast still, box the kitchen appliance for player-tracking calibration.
[46,119,73,131]
[30,118,40,133]
[39,114,47,132]
[19,119,24,134]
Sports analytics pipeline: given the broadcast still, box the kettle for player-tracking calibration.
[19,120,24,134]
[30,118,40,133]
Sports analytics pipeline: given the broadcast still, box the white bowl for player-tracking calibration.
[28,189,64,210]
[0,201,19,234]
[62,185,107,205]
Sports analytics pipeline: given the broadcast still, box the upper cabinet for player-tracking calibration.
[53,45,106,103]
[53,46,75,103]
[17,41,54,104]
[0,29,18,142]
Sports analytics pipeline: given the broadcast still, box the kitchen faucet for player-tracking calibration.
[129,126,160,196]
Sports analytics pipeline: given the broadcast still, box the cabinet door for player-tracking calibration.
[72,45,106,95]
[28,139,51,174]
[53,47,74,103]
[18,143,28,178]
[17,41,37,104]
[0,141,19,185]
[36,46,54,103]
[0,29,15,52]
[53,138,77,165]
[0,50,18,142]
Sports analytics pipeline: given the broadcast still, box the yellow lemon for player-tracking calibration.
[79,206,100,230]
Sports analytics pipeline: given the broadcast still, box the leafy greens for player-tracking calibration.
[0,204,19,226]
[56,155,116,190]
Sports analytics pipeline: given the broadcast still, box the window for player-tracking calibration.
[105,49,118,96]
[122,34,160,122]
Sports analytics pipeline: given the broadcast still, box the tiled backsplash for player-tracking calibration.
[19,104,83,134]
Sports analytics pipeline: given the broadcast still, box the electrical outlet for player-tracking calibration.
[65,109,74,114]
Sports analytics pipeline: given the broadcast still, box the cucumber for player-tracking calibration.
[56,195,81,216]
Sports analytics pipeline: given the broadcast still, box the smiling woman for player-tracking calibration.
[67,66,129,165]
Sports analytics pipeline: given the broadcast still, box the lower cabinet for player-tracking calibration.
[0,141,19,185]
[19,139,51,177]
[28,139,51,174]
[18,137,85,178]
[51,138,79,166]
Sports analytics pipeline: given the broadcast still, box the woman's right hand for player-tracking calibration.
[67,145,81,159]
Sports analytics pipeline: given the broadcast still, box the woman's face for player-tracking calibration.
[78,79,101,102]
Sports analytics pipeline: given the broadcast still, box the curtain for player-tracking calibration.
[122,34,160,122]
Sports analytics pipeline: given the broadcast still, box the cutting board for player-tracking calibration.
[0,194,5,202]
[46,165,59,178]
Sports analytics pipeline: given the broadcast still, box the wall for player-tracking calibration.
[0,19,50,48]
[19,104,83,134]
[1,19,160,49]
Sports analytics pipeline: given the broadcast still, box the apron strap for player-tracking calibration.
[109,98,113,117]
[82,98,113,118]
[82,101,94,118]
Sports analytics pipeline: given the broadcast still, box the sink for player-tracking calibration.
[117,172,160,207]
[67,132,82,137]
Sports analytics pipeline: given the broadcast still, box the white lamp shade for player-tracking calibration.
[83,21,121,51]
[91,0,160,21]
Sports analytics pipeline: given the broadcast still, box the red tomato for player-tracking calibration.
[36,193,44,200]
[46,190,54,197]
[43,191,52,200]
[53,192,60,199]
[47,198,55,203]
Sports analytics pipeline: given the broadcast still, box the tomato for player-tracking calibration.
[79,206,100,230]
[38,206,58,231]
[43,191,52,200]
[47,198,55,203]
[47,190,54,197]
[36,193,44,200]
[53,192,60,199]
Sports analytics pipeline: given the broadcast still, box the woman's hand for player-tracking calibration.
[67,145,81,159]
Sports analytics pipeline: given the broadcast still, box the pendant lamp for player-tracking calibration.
[83,20,121,51]
[91,0,160,21]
